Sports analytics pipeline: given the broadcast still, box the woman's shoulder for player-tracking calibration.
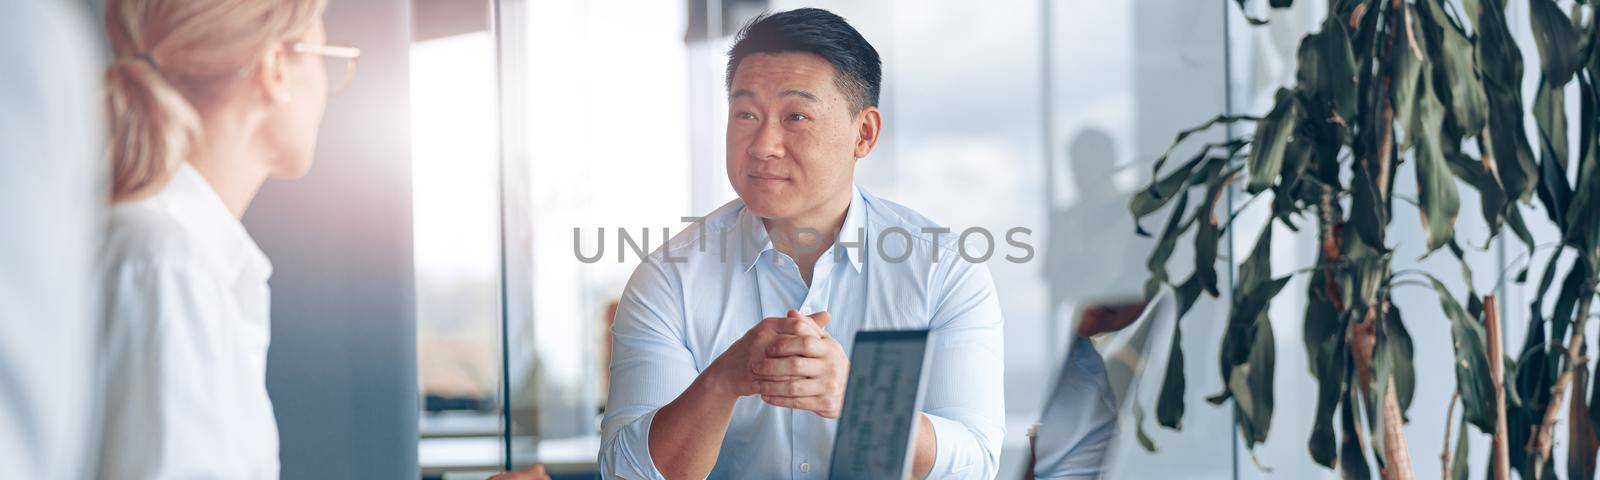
[102,201,226,333]
[105,199,203,273]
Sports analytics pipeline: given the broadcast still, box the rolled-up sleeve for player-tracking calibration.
[921,255,1006,478]
[599,255,697,480]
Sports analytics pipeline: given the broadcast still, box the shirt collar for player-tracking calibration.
[837,185,866,272]
[736,206,772,272]
[737,185,866,273]
[159,163,274,283]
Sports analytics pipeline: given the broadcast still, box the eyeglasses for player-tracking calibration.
[291,42,361,94]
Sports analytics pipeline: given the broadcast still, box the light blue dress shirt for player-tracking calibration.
[599,186,1006,479]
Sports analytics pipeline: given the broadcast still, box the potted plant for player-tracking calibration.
[1129,0,1599,478]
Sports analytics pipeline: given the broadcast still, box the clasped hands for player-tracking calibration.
[708,309,849,418]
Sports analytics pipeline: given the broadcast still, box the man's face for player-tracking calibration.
[726,52,876,222]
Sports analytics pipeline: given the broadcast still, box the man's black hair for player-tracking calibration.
[725,8,882,113]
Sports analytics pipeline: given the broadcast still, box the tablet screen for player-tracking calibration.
[828,330,932,480]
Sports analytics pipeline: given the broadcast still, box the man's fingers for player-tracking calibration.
[759,315,793,329]
[774,314,823,337]
[753,374,804,382]
[767,310,831,338]
[756,378,828,397]
[809,311,830,330]
[751,356,825,377]
[766,334,829,358]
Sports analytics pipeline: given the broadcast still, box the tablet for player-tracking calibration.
[828,329,933,480]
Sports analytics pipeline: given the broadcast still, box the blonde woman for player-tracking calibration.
[97,0,358,477]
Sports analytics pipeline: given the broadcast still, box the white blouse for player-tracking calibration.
[97,164,279,479]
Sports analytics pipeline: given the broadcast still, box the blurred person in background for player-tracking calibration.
[95,0,358,476]
[0,2,105,478]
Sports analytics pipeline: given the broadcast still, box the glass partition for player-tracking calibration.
[487,0,1255,478]
[409,5,505,478]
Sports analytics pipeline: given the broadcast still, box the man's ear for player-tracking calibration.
[253,43,293,105]
[853,106,882,159]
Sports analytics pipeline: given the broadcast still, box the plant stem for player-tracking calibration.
[1484,296,1509,480]
[1441,393,1458,480]
[1571,348,1597,480]
[1381,378,1414,479]
[1531,280,1597,479]
[1372,3,1410,474]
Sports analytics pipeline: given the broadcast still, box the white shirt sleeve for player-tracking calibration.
[922,256,1007,479]
[97,259,247,479]
[0,2,103,478]
[598,256,697,480]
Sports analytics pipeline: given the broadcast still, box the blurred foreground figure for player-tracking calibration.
[0,2,105,478]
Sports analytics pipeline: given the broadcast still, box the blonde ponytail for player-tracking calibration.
[106,54,201,202]
[104,0,326,202]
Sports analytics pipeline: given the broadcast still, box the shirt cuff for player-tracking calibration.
[924,412,977,477]
[599,409,668,480]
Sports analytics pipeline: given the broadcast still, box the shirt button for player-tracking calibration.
[799,462,811,473]
[775,257,788,266]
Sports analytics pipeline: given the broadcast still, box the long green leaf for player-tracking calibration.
[1395,4,1428,140]
[1305,272,1344,380]
[1145,191,1194,298]
[1307,314,1347,467]
[1427,277,1497,432]
[1157,277,1207,430]
[1242,312,1276,445]
[1132,140,1246,232]
[1384,304,1416,413]
[1445,148,1510,243]
[1132,153,1207,227]
[1193,167,1231,297]
[1566,74,1600,259]
[1156,298,1189,429]
[1534,78,1573,233]
[1296,16,1358,124]
[1412,65,1462,252]
[1248,89,1302,194]
[1147,117,1256,179]
[1421,0,1488,135]
[1340,387,1372,480]
[1349,161,1387,250]
[1529,0,1583,85]
[1241,223,1274,290]
[1215,275,1290,404]
[1477,2,1541,202]
[1133,404,1159,452]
